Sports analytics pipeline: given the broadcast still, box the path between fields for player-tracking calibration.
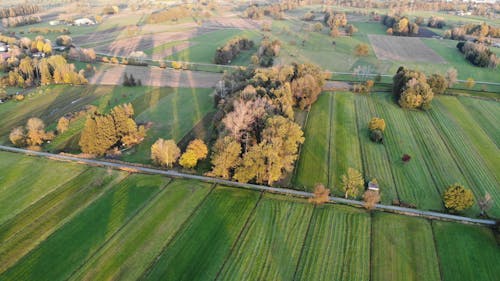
[0,145,495,226]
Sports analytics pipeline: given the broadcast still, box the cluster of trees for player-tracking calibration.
[151,138,209,169]
[28,27,70,35]
[0,4,40,19]
[0,34,17,45]
[243,1,304,20]
[147,6,191,23]
[79,103,146,156]
[457,41,499,68]
[368,117,385,143]
[427,16,446,29]
[209,63,326,185]
[352,80,374,94]
[393,67,437,110]
[55,35,72,47]
[9,117,54,150]
[324,10,347,28]
[68,47,97,63]
[382,14,419,36]
[122,73,142,87]
[2,15,41,27]
[214,37,254,65]
[253,39,281,67]
[0,55,87,88]
[445,23,500,41]
[102,5,119,15]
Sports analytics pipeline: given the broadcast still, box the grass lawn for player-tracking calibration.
[330,92,363,196]
[372,213,441,281]
[0,152,87,225]
[0,168,127,274]
[457,97,500,147]
[70,179,213,281]
[216,194,314,281]
[294,93,330,190]
[166,29,262,65]
[0,174,167,281]
[142,186,260,281]
[294,204,370,281]
[433,221,500,281]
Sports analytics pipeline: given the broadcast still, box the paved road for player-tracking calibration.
[0,145,496,226]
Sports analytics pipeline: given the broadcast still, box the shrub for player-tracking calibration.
[171,61,182,69]
[308,183,330,205]
[369,117,386,132]
[428,73,448,95]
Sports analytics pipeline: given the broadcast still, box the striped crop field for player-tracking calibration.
[457,96,500,147]
[142,186,261,281]
[0,151,498,280]
[216,194,313,281]
[294,204,370,281]
[433,221,500,281]
[295,93,330,189]
[296,92,499,217]
[329,93,363,196]
[372,213,441,281]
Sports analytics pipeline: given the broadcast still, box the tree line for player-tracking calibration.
[214,37,254,65]
[243,1,306,20]
[1,15,41,27]
[457,41,499,68]
[0,4,40,19]
[207,63,326,185]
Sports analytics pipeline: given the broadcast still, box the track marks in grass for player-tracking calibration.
[69,179,213,281]
[457,97,500,148]
[433,221,500,281]
[0,174,167,281]
[142,186,260,281]
[295,93,331,190]
[372,213,441,281]
[429,97,500,217]
[0,152,87,225]
[294,205,370,281]
[354,95,397,204]
[330,93,363,195]
[216,194,314,281]
[435,96,499,177]
[0,168,127,274]
[372,94,441,210]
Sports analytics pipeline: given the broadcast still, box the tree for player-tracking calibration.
[330,26,340,37]
[179,150,199,169]
[369,129,383,143]
[354,43,369,56]
[179,139,208,169]
[313,22,323,32]
[368,117,385,132]
[26,117,47,146]
[478,192,493,216]
[308,183,330,205]
[57,117,69,134]
[79,114,118,155]
[209,136,241,179]
[9,126,25,147]
[346,24,357,36]
[341,168,364,199]
[427,73,448,95]
[393,68,434,110]
[443,184,475,212]
[291,74,322,109]
[465,77,475,89]
[445,68,458,87]
[151,139,180,167]
[363,190,380,210]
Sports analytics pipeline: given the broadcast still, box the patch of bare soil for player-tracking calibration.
[201,17,265,29]
[368,34,446,63]
[89,64,222,88]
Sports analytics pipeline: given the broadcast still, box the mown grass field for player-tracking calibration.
[0,85,214,164]
[295,92,499,218]
[0,151,497,281]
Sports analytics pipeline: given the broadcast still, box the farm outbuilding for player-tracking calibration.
[74,18,95,26]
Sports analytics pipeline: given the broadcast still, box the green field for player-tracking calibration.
[0,151,497,280]
[295,92,500,217]
[0,85,214,164]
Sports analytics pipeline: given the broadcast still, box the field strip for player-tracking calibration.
[0,145,495,225]
[353,95,399,204]
[430,221,445,281]
[68,179,214,281]
[0,175,168,281]
[457,97,500,147]
[327,93,334,188]
[0,169,128,275]
[291,205,316,281]
[140,187,261,281]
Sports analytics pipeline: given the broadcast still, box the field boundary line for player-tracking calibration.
[137,183,217,280]
[0,145,495,226]
[327,93,334,189]
[291,205,316,281]
[65,178,172,281]
[213,191,264,281]
[369,211,374,281]
[291,106,312,188]
[430,220,445,281]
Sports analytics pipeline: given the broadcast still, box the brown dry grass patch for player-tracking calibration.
[368,34,445,63]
